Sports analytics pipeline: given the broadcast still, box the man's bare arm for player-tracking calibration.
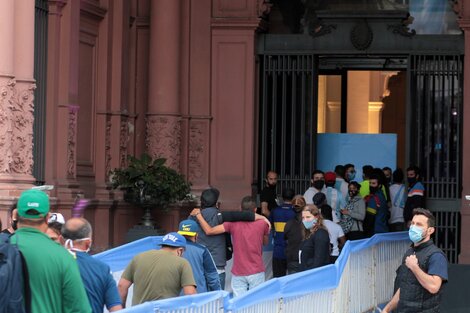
[117,278,132,308]
[191,209,226,235]
[183,285,197,295]
[382,288,400,313]
[261,202,270,217]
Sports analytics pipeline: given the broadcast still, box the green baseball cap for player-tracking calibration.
[17,189,50,219]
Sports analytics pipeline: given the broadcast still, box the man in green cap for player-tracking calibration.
[11,189,91,313]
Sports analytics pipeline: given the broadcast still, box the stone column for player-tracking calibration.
[0,0,36,191]
[12,0,36,184]
[0,0,15,183]
[368,102,384,134]
[146,0,182,171]
[458,12,470,264]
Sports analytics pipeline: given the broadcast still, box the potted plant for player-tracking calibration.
[110,153,192,241]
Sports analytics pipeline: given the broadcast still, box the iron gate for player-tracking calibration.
[408,54,463,263]
[258,54,317,194]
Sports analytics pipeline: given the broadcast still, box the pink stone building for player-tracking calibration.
[0,0,470,263]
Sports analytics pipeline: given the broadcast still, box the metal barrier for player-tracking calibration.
[97,233,409,313]
[226,233,409,313]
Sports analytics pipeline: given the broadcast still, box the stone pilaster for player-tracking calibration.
[146,114,182,171]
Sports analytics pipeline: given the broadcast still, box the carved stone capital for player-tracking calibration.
[146,115,181,171]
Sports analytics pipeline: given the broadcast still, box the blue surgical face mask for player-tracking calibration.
[409,225,424,244]
[347,171,356,181]
[303,218,317,229]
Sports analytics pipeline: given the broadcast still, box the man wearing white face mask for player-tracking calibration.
[62,218,123,312]
[383,208,448,313]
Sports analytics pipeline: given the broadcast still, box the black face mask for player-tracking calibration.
[11,219,18,231]
[369,186,379,194]
[407,177,417,185]
[313,180,325,190]
[348,190,358,198]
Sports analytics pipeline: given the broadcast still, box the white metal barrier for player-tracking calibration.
[226,233,409,313]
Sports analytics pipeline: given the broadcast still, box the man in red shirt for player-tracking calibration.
[191,196,269,297]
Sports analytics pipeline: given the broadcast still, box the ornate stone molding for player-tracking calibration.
[120,118,129,168]
[11,82,36,175]
[188,121,206,182]
[146,115,181,171]
[67,105,79,178]
[105,116,112,179]
[351,20,373,50]
[0,79,15,173]
[381,71,399,99]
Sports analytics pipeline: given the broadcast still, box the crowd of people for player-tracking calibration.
[0,163,448,311]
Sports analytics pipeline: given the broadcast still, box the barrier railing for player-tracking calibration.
[95,232,409,313]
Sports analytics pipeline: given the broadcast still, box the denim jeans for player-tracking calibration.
[231,272,265,297]
[218,272,226,290]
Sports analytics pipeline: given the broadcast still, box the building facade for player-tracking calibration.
[1,0,470,262]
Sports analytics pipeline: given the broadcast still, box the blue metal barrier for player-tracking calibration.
[95,232,410,313]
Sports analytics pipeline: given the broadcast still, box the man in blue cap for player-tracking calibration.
[118,232,197,307]
[178,219,221,293]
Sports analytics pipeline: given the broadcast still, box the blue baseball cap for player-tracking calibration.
[178,219,200,236]
[160,232,186,248]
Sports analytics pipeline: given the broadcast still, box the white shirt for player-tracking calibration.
[323,219,345,256]
[303,186,326,204]
[325,187,345,223]
[335,177,349,200]
[389,183,405,224]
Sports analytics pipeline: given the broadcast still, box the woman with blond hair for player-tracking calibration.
[299,205,331,271]
[284,195,307,274]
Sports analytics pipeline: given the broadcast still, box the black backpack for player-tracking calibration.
[0,233,29,313]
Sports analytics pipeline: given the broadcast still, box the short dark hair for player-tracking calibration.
[412,208,435,227]
[311,170,324,178]
[282,188,295,201]
[363,165,374,178]
[334,165,345,178]
[348,181,361,190]
[392,168,404,184]
[407,165,421,177]
[241,196,256,211]
[344,164,354,171]
[48,221,63,234]
[369,173,380,182]
[320,204,333,221]
[382,166,392,172]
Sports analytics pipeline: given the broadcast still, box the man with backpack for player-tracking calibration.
[8,189,91,313]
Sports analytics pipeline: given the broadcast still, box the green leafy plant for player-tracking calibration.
[110,153,191,209]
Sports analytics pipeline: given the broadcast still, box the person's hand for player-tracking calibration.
[341,209,350,215]
[405,254,419,270]
[190,208,201,216]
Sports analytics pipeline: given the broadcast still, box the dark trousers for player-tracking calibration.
[272,258,288,278]
[347,231,366,241]
[389,222,405,232]
[287,261,300,275]
[218,272,226,290]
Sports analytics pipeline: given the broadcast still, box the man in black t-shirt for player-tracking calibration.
[260,171,278,217]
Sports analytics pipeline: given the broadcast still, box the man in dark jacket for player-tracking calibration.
[383,208,448,313]
[364,174,389,237]
[404,165,425,227]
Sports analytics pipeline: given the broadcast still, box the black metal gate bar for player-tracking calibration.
[258,55,317,195]
[33,0,48,184]
[409,54,463,199]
